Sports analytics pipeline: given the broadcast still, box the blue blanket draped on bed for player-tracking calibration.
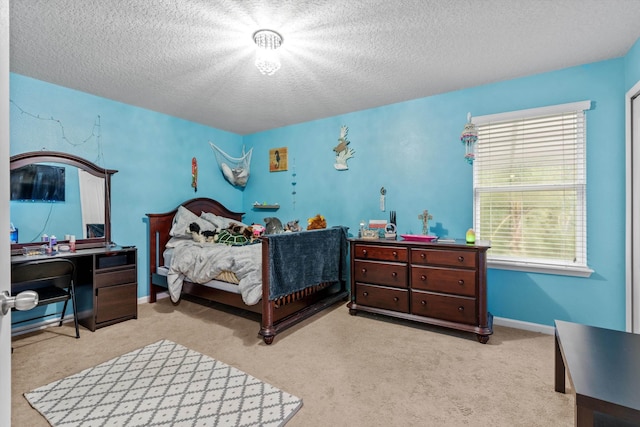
[267,226,348,300]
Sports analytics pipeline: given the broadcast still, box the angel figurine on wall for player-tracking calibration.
[333,125,355,170]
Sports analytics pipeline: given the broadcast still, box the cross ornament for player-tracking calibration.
[418,210,433,235]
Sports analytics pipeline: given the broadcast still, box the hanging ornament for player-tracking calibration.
[460,112,478,164]
[291,158,297,210]
[192,157,198,192]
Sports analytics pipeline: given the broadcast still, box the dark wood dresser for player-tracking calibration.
[348,238,492,343]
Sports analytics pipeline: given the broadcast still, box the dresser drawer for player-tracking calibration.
[411,291,477,325]
[411,249,477,268]
[354,260,408,288]
[355,283,409,313]
[411,266,476,297]
[94,267,136,288]
[353,244,408,262]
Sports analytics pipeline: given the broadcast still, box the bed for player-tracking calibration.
[146,197,349,344]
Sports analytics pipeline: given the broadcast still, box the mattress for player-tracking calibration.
[161,247,241,294]
[157,266,241,294]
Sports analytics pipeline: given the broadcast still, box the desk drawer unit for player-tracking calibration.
[94,267,137,288]
[348,239,492,343]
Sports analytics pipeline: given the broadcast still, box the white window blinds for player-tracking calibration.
[472,101,592,276]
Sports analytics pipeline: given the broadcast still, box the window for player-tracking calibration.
[472,101,592,277]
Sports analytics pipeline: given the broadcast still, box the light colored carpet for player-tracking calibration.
[12,297,575,426]
[24,339,302,426]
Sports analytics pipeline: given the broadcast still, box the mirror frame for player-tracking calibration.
[10,151,118,254]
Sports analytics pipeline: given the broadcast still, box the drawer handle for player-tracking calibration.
[458,306,464,312]
[420,253,426,259]
[393,297,399,302]
[391,271,397,278]
[362,249,368,257]
[458,280,464,286]
[420,275,427,282]
[421,300,427,306]
[458,256,464,263]
[392,251,398,258]
[361,268,367,274]
[363,291,369,297]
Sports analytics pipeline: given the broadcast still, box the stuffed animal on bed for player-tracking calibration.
[264,217,284,234]
[188,222,219,243]
[251,223,266,238]
[227,222,253,240]
[285,219,302,232]
[307,214,327,230]
[217,222,260,246]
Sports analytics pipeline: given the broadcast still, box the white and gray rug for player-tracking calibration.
[24,340,303,427]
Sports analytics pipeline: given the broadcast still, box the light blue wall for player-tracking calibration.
[10,37,639,331]
[244,59,628,331]
[625,37,640,90]
[10,74,244,316]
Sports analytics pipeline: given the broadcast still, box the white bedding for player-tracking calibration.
[166,238,263,305]
[157,266,241,294]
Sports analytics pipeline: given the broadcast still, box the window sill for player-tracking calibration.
[487,259,594,278]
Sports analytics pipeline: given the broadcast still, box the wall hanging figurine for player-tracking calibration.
[333,125,355,170]
[460,112,478,164]
[209,142,252,187]
[191,157,198,192]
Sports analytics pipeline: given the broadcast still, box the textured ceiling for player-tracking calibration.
[9,0,640,135]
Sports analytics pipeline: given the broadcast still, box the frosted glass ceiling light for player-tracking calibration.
[253,29,283,76]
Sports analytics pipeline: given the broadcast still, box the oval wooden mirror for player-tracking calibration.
[10,151,117,254]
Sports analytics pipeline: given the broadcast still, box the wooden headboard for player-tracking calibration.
[146,197,244,275]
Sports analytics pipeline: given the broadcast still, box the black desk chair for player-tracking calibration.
[11,258,80,338]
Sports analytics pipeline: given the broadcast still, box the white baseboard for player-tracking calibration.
[493,316,555,335]
[138,291,168,305]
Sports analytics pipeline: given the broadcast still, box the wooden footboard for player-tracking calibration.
[146,197,348,344]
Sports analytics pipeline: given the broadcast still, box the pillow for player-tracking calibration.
[200,211,248,230]
[169,206,216,238]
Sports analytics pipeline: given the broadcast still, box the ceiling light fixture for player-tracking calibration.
[253,29,283,76]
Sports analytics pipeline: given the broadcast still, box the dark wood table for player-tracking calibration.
[554,320,640,426]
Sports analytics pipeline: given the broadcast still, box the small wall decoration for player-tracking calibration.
[209,142,252,187]
[460,112,478,164]
[333,125,355,170]
[270,147,288,172]
[191,157,198,192]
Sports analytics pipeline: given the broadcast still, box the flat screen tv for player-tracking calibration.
[10,164,66,202]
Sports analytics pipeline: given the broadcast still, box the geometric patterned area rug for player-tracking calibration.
[24,340,303,427]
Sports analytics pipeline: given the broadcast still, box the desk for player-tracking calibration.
[12,246,137,331]
[554,320,640,426]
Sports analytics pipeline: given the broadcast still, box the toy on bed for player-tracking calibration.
[251,223,265,238]
[285,219,302,232]
[307,214,327,230]
[217,222,259,246]
[188,222,218,243]
[146,198,349,345]
[264,217,284,234]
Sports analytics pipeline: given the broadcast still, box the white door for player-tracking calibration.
[627,80,640,333]
[1,0,12,424]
